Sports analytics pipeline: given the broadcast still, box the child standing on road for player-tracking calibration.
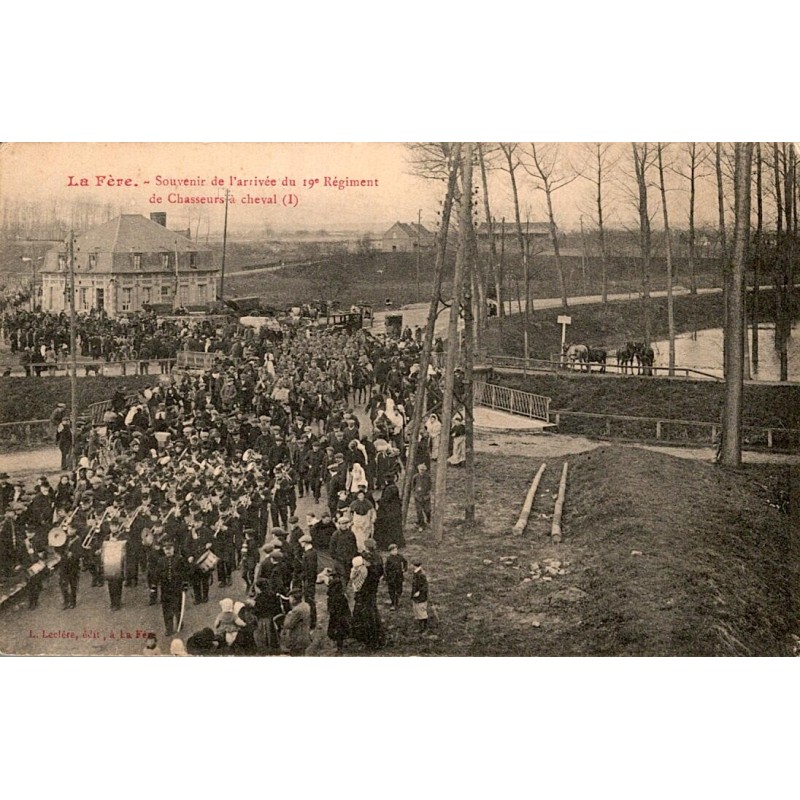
[410,558,429,633]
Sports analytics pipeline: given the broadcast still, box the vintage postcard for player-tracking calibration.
[0,142,796,657]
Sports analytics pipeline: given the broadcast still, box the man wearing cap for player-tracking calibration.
[57,523,83,609]
[279,589,312,656]
[300,534,318,629]
[151,539,190,637]
[311,510,335,550]
[329,515,358,585]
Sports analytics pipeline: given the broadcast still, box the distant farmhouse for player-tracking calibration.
[381,221,435,252]
[40,213,217,318]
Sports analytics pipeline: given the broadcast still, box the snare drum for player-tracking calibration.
[195,550,219,574]
[25,561,47,580]
[101,540,127,580]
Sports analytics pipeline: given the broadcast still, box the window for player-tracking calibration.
[132,253,142,270]
[179,284,189,305]
[142,286,151,304]
[161,253,171,269]
[88,254,97,270]
[121,288,132,312]
[161,285,171,298]
[58,255,66,270]
[197,283,206,301]
[189,252,197,269]
[79,288,88,310]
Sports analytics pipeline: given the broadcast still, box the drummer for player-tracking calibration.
[18,526,46,610]
[57,522,83,609]
[104,516,127,611]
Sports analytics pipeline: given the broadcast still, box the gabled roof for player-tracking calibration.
[64,214,211,254]
[385,221,434,238]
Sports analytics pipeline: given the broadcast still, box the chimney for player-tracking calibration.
[150,212,167,227]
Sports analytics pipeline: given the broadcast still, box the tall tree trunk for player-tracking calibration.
[463,157,477,524]
[544,184,568,309]
[400,145,461,531]
[720,143,753,467]
[752,142,762,370]
[657,144,675,375]
[478,145,502,319]
[596,146,608,305]
[632,143,652,345]
[432,144,472,544]
[688,144,698,296]
[717,143,730,374]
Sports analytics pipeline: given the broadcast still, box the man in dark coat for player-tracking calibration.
[300,534,318,630]
[328,516,358,583]
[152,539,190,637]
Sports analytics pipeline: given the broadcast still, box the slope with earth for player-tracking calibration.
[377,447,793,656]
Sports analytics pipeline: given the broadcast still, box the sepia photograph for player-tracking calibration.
[0,141,797,658]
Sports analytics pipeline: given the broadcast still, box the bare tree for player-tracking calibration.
[657,143,676,375]
[631,142,656,344]
[720,143,753,467]
[433,144,473,544]
[497,143,531,352]
[477,144,503,321]
[579,143,619,305]
[401,144,462,531]
[526,143,579,310]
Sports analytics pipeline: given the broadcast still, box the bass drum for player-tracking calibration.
[48,527,67,548]
[101,540,127,580]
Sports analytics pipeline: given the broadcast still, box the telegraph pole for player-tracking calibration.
[68,231,78,439]
[416,208,422,302]
[220,189,229,301]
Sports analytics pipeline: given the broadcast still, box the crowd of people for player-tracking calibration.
[0,317,463,655]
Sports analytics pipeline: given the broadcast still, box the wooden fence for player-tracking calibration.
[549,409,800,452]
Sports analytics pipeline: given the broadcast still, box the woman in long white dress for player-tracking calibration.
[425,413,442,461]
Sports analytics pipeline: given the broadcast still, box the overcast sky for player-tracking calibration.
[0,142,761,237]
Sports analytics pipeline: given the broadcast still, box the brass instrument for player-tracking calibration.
[82,507,110,550]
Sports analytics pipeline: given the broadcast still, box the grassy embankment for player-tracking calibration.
[484,288,796,360]
[378,447,793,656]
[0,376,154,424]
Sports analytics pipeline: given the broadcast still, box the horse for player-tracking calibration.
[565,343,589,372]
[635,343,655,376]
[587,347,607,374]
[616,342,637,375]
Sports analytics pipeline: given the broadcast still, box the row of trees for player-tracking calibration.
[403,143,793,539]
[410,142,798,379]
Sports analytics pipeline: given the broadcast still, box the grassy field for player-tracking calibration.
[0,376,154,424]
[378,447,793,656]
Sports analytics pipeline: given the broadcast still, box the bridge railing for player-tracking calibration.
[474,381,551,422]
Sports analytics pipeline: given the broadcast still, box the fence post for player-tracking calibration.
[656,421,662,440]
[25,424,31,446]
[767,429,773,449]
[711,425,717,443]
[605,418,611,436]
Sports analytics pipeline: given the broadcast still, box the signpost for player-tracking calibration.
[557,314,572,366]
